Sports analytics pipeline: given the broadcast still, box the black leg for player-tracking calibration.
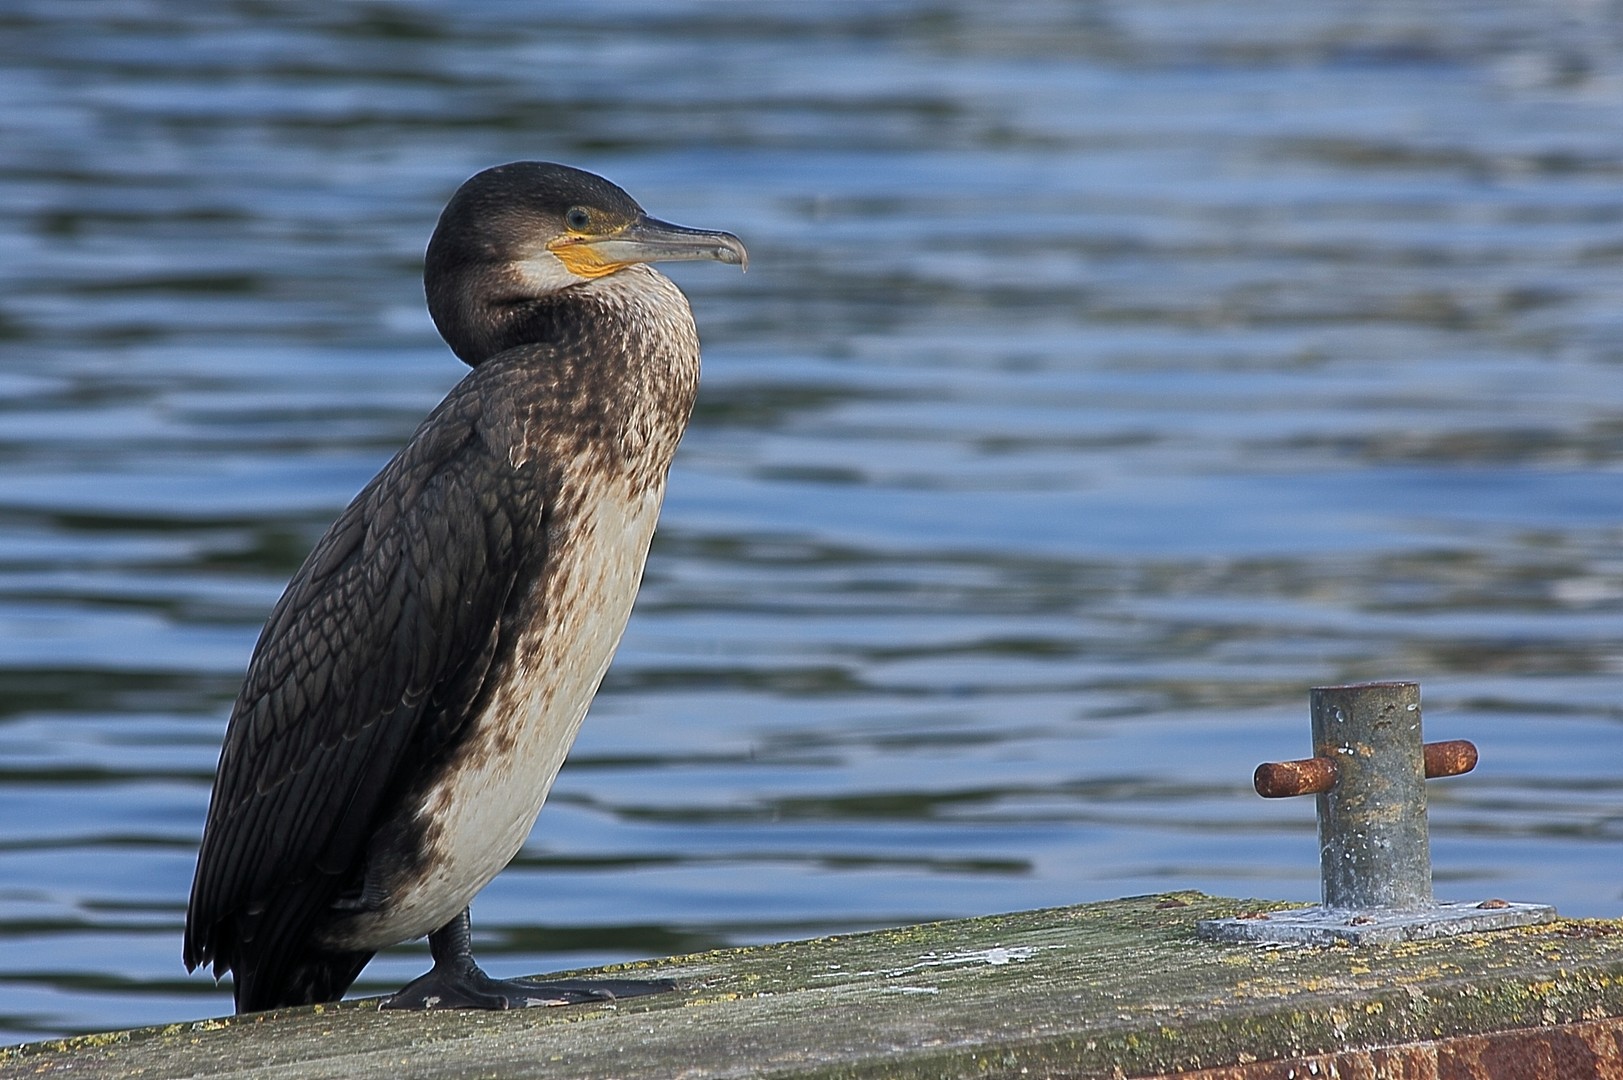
[380,908,677,1010]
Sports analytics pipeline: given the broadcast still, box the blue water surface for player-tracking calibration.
[2,0,1622,1043]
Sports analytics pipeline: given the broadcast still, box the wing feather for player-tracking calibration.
[184,377,540,982]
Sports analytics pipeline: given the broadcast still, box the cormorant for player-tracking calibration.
[183,162,746,1013]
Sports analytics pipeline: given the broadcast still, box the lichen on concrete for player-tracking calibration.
[5,893,1623,1079]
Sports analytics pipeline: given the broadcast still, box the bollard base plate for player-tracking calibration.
[1197,900,1557,946]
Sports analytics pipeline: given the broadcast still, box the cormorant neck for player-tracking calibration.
[427,268,590,367]
[427,264,690,369]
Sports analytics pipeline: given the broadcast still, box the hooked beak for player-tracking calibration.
[550,214,748,279]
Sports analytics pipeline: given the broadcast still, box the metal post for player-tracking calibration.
[1312,682,1432,911]
[1197,680,1556,946]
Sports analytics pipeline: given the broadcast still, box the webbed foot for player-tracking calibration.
[382,967,674,1010]
[379,907,676,1011]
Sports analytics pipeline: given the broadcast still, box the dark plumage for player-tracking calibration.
[184,162,745,1013]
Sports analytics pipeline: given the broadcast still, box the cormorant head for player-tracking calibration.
[425,161,747,366]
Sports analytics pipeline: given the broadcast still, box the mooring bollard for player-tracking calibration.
[1198,681,1556,945]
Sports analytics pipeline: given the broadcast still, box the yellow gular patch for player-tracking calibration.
[549,238,626,279]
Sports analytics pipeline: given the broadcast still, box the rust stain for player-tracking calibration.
[1140,1016,1623,1079]
[1254,740,1476,800]
[1422,739,1478,780]
[1254,756,1339,798]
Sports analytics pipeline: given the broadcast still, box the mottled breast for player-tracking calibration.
[327,265,700,950]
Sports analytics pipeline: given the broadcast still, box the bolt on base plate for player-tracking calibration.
[1197,900,1557,947]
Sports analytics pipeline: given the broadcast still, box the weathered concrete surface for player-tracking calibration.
[5,892,1623,1079]
[1144,1015,1623,1079]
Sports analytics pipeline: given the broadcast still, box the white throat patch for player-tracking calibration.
[513,249,591,294]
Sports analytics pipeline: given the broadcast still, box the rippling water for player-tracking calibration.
[3,0,1623,1044]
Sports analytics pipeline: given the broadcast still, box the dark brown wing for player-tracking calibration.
[183,371,541,1001]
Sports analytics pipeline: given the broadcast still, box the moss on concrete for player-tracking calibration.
[5,893,1623,1079]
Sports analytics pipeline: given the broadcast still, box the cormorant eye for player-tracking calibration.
[565,207,591,231]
